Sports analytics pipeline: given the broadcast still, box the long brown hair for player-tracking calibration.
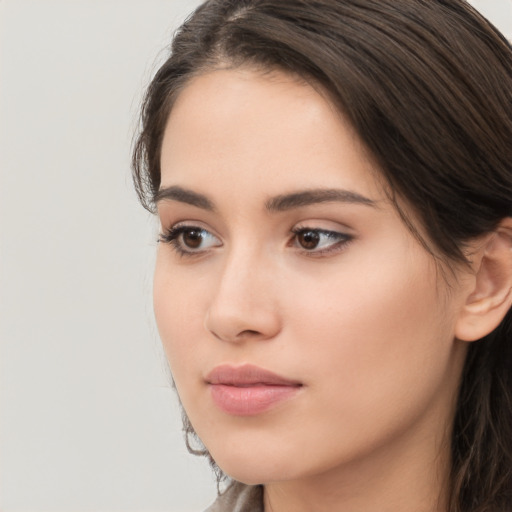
[132,1,512,510]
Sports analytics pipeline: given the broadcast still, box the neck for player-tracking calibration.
[263,420,452,512]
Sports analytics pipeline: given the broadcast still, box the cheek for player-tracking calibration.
[153,256,209,377]
[286,248,456,424]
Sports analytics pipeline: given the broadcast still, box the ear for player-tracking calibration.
[455,218,512,342]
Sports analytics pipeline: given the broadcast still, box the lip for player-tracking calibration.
[205,364,302,416]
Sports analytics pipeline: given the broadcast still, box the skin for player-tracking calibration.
[154,68,475,512]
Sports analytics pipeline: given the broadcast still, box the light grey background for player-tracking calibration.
[0,1,510,511]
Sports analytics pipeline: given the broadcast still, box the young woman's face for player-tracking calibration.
[154,69,470,485]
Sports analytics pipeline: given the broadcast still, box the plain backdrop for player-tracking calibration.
[0,1,511,511]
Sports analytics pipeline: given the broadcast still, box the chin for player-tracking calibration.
[204,440,282,483]
[207,441,316,486]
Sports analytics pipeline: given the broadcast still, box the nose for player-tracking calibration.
[204,247,282,343]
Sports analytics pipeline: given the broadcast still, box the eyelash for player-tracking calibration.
[158,225,353,258]
[158,225,220,257]
[290,227,353,256]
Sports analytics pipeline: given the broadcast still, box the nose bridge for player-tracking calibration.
[205,239,280,342]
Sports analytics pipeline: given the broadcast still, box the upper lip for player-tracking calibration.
[205,364,302,387]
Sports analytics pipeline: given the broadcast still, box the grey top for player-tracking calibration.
[205,482,264,512]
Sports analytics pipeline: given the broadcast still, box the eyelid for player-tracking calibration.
[289,224,354,256]
[159,221,222,256]
[158,219,354,258]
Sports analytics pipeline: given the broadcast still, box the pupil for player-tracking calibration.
[299,230,320,250]
[183,229,203,249]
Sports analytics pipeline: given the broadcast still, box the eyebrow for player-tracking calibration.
[265,188,377,211]
[155,185,377,212]
[155,186,215,211]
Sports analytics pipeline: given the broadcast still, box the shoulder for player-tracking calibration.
[204,481,264,512]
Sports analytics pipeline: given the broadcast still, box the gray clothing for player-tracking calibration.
[205,482,263,512]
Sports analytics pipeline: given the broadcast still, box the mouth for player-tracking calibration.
[205,364,303,416]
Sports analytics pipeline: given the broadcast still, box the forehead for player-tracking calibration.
[160,68,384,203]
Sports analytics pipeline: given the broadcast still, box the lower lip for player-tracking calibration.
[209,384,301,416]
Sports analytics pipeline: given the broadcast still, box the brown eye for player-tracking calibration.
[182,228,204,249]
[297,230,320,250]
[291,227,353,255]
[160,225,222,255]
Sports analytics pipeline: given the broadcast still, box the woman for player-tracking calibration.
[132,1,512,511]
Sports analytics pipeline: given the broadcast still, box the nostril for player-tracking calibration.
[238,329,262,338]
[204,293,281,343]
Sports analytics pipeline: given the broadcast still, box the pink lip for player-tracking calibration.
[205,364,302,416]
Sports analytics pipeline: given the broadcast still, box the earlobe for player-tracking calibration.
[455,218,512,342]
